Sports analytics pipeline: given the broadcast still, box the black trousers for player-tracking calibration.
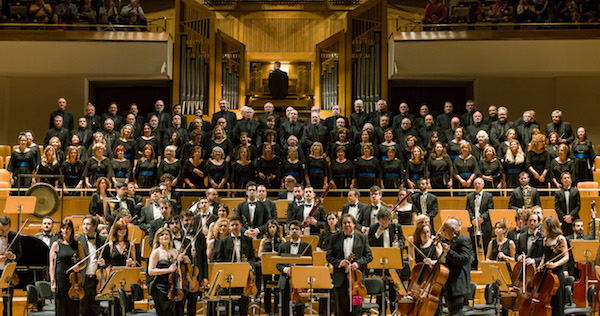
[470,231,491,270]
[81,275,100,316]
[262,275,279,315]
[184,291,199,316]
[373,269,398,315]
[217,288,248,316]
[280,278,304,316]
[446,294,465,316]
[333,279,361,316]
[2,286,13,316]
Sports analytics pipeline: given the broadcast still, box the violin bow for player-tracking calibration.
[300,238,315,256]
[302,181,333,229]
[5,218,29,255]
[125,238,138,267]
[405,237,428,260]
[66,242,111,273]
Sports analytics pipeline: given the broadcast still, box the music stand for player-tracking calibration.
[4,196,35,227]
[437,210,470,235]
[368,247,404,315]
[127,226,145,245]
[0,262,16,316]
[290,266,333,316]
[571,240,600,307]
[480,261,513,316]
[208,262,251,316]
[272,255,314,315]
[402,225,417,240]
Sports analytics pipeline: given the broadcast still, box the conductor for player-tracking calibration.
[268,61,289,99]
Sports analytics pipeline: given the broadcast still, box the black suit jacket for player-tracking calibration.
[139,203,159,231]
[190,233,209,280]
[411,192,439,219]
[279,121,304,145]
[368,222,405,249]
[44,127,70,150]
[211,234,256,266]
[360,205,391,229]
[34,232,58,247]
[196,213,218,234]
[49,110,74,131]
[444,234,472,297]
[233,119,261,144]
[515,229,545,266]
[104,197,138,224]
[258,113,281,130]
[211,110,237,129]
[465,191,494,235]
[341,202,370,232]
[148,217,166,246]
[4,231,22,265]
[326,232,373,287]
[508,186,541,210]
[75,233,110,284]
[301,123,330,154]
[268,69,289,99]
[554,187,581,221]
[293,203,326,235]
[101,113,124,131]
[260,199,278,221]
[276,240,312,288]
[350,111,368,134]
[546,121,574,144]
[277,190,293,200]
[236,201,271,233]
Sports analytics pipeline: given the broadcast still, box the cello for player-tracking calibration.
[573,200,600,308]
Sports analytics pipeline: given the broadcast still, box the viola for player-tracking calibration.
[68,253,85,301]
[168,256,185,302]
[242,254,258,297]
[185,247,200,293]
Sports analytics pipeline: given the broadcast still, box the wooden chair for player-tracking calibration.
[578,181,599,197]
[0,146,11,161]
[0,181,9,198]
[275,200,290,221]
[0,169,10,184]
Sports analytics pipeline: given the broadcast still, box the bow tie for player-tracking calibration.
[291,242,299,247]
[305,204,313,208]
[232,235,240,240]
[44,233,53,237]
[371,205,378,210]
[344,234,353,239]
[349,204,357,208]
[527,232,535,237]
[87,236,95,241]
[248,201,256,205]
[201,213,210,217]
[174,236,183,242]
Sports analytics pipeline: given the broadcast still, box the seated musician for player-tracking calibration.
[276,220,311,316]
[147,227,190,316]
[440,218,472,316]
[507,210,527,244]
[126,182,144,210]
[485,221,516,261]
[566,219,592,278]
[0,216,21,316]
[210,215,255,316]
[148,199,173,245]
[326,214,373,316]
[367,209,405,314]
[294,187,325,236]
[259,220,286,316]
[508,172,541,210]
[236,182,270,238]
[75,216,110,316]
[516,213,545,267]
[34,216,58,247]
[105,182,138,223]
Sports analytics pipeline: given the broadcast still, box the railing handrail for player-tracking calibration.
[0,19,169,32]
[396,19,600,31]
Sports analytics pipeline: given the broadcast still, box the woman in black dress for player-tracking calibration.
[109,220,136,267]
[148,227,189,316]
[427,142,453,189]
[87,132,112,160]
[207,126,233,161]
[114,124,138,163]
[472,130,489,162]
[453,142,479,189]
[331,127,353,160]
[255,143,280,190]
[89,177,112,224]
[526,134,550,188]
[62,146,85,191]
[539,216,569,316]
[480,146,505,189]
[546,132,560,160]
[134,144,158,188]
[330,146,354,190]
[164,132,184,160]
[181,129,205,163]
[550,144,574,188]
[84,143,114,188]
[137,124,160,160]
[317,212,339,252]
[402,135,418,164]
[157,146,182,187]
[380,148,404,189]
[497,128,517,162]
[305,142,329,190]
[49,219,86,316]
[425,132,441,158]
[447,127,469,161]
[69,134,87,161]
[258,220,286,315]
[503,140,526,188]
[393,189,414,225]
[112,145,132,186]
[571,126,595,183]
[354,130,379,160]
[379,128,401,162]
[485,221,515,261]
[354,143,380,189]
[407,221,442,269]
[182,146,205,189]
[36,145,61,188]
[281,147,303,186]
[406,146,429,189]
[231,147,256,190]
[7,133,36,188]
[258,129,281,158]
[48,136,65,166]
[206,146,229,190]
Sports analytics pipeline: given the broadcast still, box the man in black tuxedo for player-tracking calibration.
[277,220,312,316]
[278,176,297,200]
[294,186,325,235]
[269,61,289,99]
[212,99,238,129]
[350,100,368,135]
[516,213,545,267]
[0,216,22,316]
[138,187,163,232]
[211,216,255,316]
[148,199,173,245]
[76,216,110,316]
[342,189,370,233]
[192,198,218,236]
[546,109,574,145]
[104,182,138,223]
[509,172,541,210]
[411,178,439,229]
[34,216,58,247]
[286,184,304,222]
[566,219,593,278]
[257,184,277,220]
[466,178,494,269]
[49,97,74,131]
[237,182,270,238]
[361,186,391,232]
[507,210,527,244]
[368,210,405,314]
[554,172,581,237]
[326,214,373,316]
[439,218,472,316]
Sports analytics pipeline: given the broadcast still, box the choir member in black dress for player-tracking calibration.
[88,177,112,224]
[427,142,453,189]
[554,172,580,237]
[402,135,419,163]
[378,128,401,162]
[181,129,205,163]
[281,147,304,186]
[485,221,515,261]
[206,218,229,260]
[380,148,404,189]
[36,145,61,187]
[69,134,87,161]
[205,147,229,190]
[497,128,516,163]
[480,146,505,189]
[135,144,158,188]
[83,143,114,188]
[406,146,429,189]
[233,132,259,162]
[47,136,65,166]
[255,143,280,190]
[539,216,569,316]
[7,133,36,188]
[453,142,480,189]
[326,214,372,316]
[164,132,184,161]
[258,129,281,158]
[24,131,41,167]
[114,124,138,162]
[472,130,490,162]
[354,129,379,160]
[158,146,182,187]
[62,146,85,191]
[503,140,526,188]
[330,146,354,189]
[354,143,380,189]
[182,146,205,189]
[330,127,353,160]
[571,126,595,183]
[526,133,551,188]
[112,145,132,186]
[207,125,233,161]
[137,124,160,160]
[317,212,339,251]
[231,147,256,190]
[447,127,469,161]
[425,131,441,157]
[148,227,190,316]
[305,142,329,189]
[49,219,86,316]
[258,220,286,315]
[87,132,111,160]
[546,132,559,159]
[550,144,574,188]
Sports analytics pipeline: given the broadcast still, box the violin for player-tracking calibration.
[242,254,258,297]
[186,247,200,293]
[68,253,85,301]
[168,255,185,302]
[347,252,367,299]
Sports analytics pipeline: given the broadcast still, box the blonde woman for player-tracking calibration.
[83,143,114,188]
[206,146,229,189]
[503,140,526,188]
[207,218,230,261]
[526,133,550,188]
[36,146,60,187]
[305,142,328,189]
